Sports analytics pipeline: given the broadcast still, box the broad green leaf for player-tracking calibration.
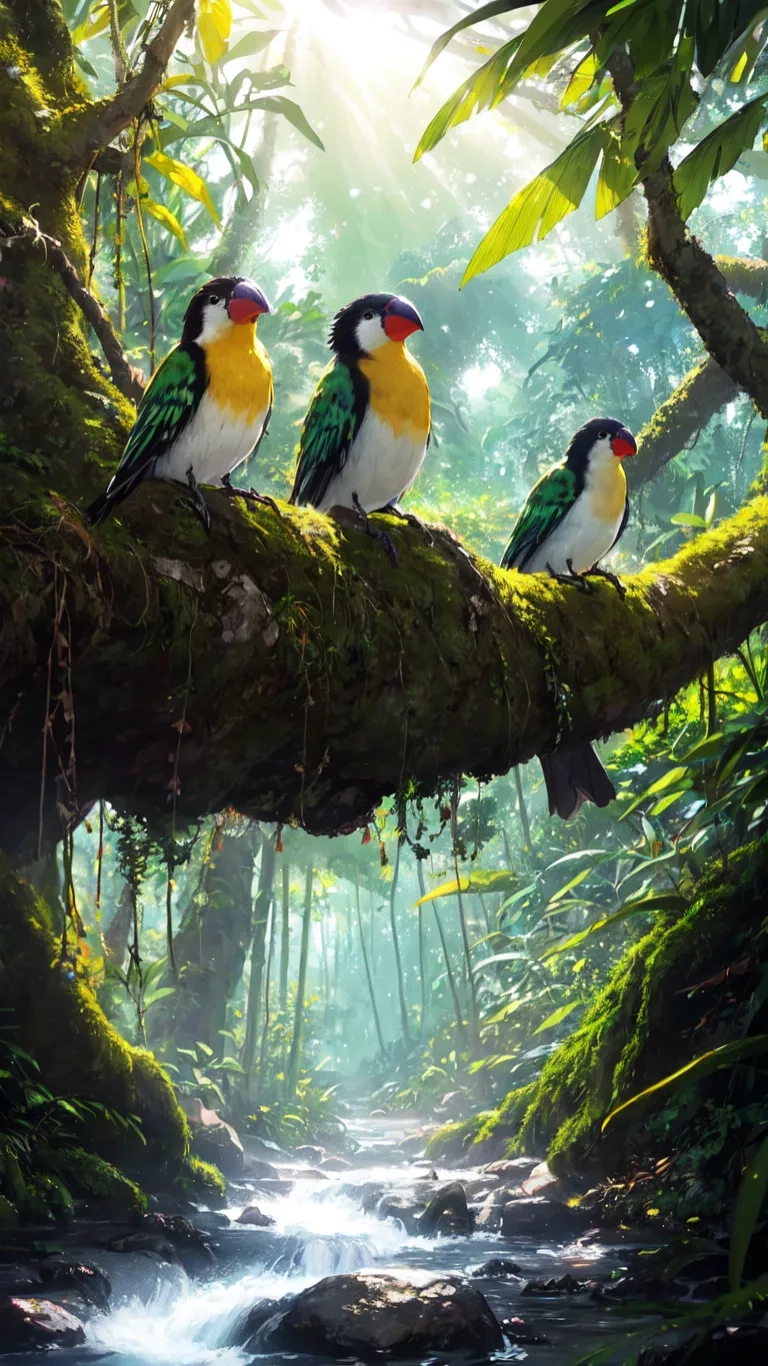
[412,0,526,89]
[461,123,609,284]
[602,1035,768,1132]
[533,999,583,1034]
[542,893,686,961]
[143,986,176,1008]
[73,2,110,45]
[414,40,521,161]
[144,151,221,226]
[680,733,725,762]
[595,128,639,217]
[223,29,281,63]
[730,1134,768,1291]
[643,765,690,795]
[415,869,519,906]
[248,96,325,150]
[198,0,232,64]
[560,50,600,109]
[674,94,768,221]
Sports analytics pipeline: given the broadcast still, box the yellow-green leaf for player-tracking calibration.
[460,123,609,285]
[602,1035,768,1133]
[560,51,600,109]
[142,199,189,250]
[72,1,110,45]
[198,0,232,65]
[414,868,518,906]
[533,999,583,1034]
[145,151,221,227]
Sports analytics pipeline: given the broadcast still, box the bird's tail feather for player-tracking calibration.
[540,742,615,821]
[85,490,113,526]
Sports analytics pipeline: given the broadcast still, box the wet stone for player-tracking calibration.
[471,1258,524,1279]
[236,1205,276,1227]
[0,1296,86,1350]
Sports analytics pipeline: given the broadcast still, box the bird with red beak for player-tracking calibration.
[501,416,637,822]
[86,275,274,530]
[290,292,431,561]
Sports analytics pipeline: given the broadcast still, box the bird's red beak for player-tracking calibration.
[383,297,424,342]
[611,428,636,458]
[228,280,271,324]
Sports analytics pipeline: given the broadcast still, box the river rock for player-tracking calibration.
[0,1297,86,1349]
[418,1181,472,1236]
[500,1195,592,1239]
[37,1256,111,1311]
[319,1156,353,1172]
[522,1274,597,1295]
[483,1157,538,1181]
[293,1145,325,1164]
[242,1158,280,1180]
[471,1258,524,1280]
[501,1316,550,1346]
[248,1271,504,1356]
[183,1097,244,1177]
[236,1205,276,1227]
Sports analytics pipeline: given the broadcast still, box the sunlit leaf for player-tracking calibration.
[542,893,687,961]
[415,869,518,906]
[198,0,232,65]
[602,1035,768,1132]
[144,151,221,226]
[533,999,583,1034]
[560,51,600,109]
[248,96,325,150]
[412,0,525,90]
[223,29,281,63]
[674,94,767,221]
[461,123,610,285]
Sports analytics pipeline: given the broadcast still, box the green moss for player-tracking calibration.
[178,1155,227,1207]
[425,1114,487,1162]
[49,1147,146,1219]
[481,840,768,1183]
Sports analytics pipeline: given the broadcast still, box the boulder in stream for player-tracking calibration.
[242,1157,280,1180]
[182,1097,244,1177]
[500,1195,592,1239]
[244,1271,504,1357]
[236,1204,276,1227]
[471,1258,524,1280]
[293,1144,325,1164]
[0,1297,86,1350]
[318,1156,353,1172]
[417,1181,473,1236]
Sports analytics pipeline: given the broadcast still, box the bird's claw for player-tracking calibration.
[547,558,593,593]
[182,466,212,533]
[584,564,627,598]
[352,492,399,566]
[222,472,284,520]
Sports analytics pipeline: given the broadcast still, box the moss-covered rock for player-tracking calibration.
[178,1155,227,1208]
[476,840,768,1196]
[48,1148,146,1220]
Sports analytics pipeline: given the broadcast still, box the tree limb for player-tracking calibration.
[629,355,739,489]
[1,479,768,856]
[607,48,768,417]
[1,220,145,404]
[70,0,195,169]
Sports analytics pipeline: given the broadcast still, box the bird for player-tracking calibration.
[501,416,637,821]
[86,276,274,531]
[289,292,430,560]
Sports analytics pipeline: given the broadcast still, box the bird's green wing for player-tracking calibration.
[290,358,367,507]
[106,344,207,500]
[501,464,578,570]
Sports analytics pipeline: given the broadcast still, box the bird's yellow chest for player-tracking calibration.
[358,343,430,439]
[585,458,627,524]
[203,325,273,421]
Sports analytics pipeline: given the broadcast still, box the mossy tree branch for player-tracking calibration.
[2,478,768,856]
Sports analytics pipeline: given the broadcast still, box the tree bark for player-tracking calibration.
[3,480,768,852]
[388,840,410,1047]
[355,874,386,1059]
[279,863,291,1011]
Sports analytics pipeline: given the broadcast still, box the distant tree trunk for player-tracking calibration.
[286,864,313,1098]
[415,857,428,1039]
[103,879,133,968]
[355,874,386,1059]
[432,898,465,1042]
[454,853,478,1042]
[279,862,290,1012]
[155,824,258,1052]
[388,840,410,1048]
[243,833,277,1086]
[514,769,532,856]
[257,895,276,1093]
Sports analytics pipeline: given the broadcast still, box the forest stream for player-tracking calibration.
[0,1116,656,1366]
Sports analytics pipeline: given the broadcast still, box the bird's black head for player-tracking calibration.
[328,292,424,358]
[182,276,271,345]
[564,417,637,476]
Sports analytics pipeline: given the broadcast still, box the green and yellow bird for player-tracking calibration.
[86,276,273,530]
[289,292,430,557]
[501,416,637,820]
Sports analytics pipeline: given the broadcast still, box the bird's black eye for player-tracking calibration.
[363,310,375,320]
[209,294,221,305]
[597,429,608,439]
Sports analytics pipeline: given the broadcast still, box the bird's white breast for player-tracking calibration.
[317,410,427,514]
[154,393,269,487]
[525,486,624,575]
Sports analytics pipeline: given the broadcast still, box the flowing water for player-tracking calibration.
[3,1118,653,1366]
